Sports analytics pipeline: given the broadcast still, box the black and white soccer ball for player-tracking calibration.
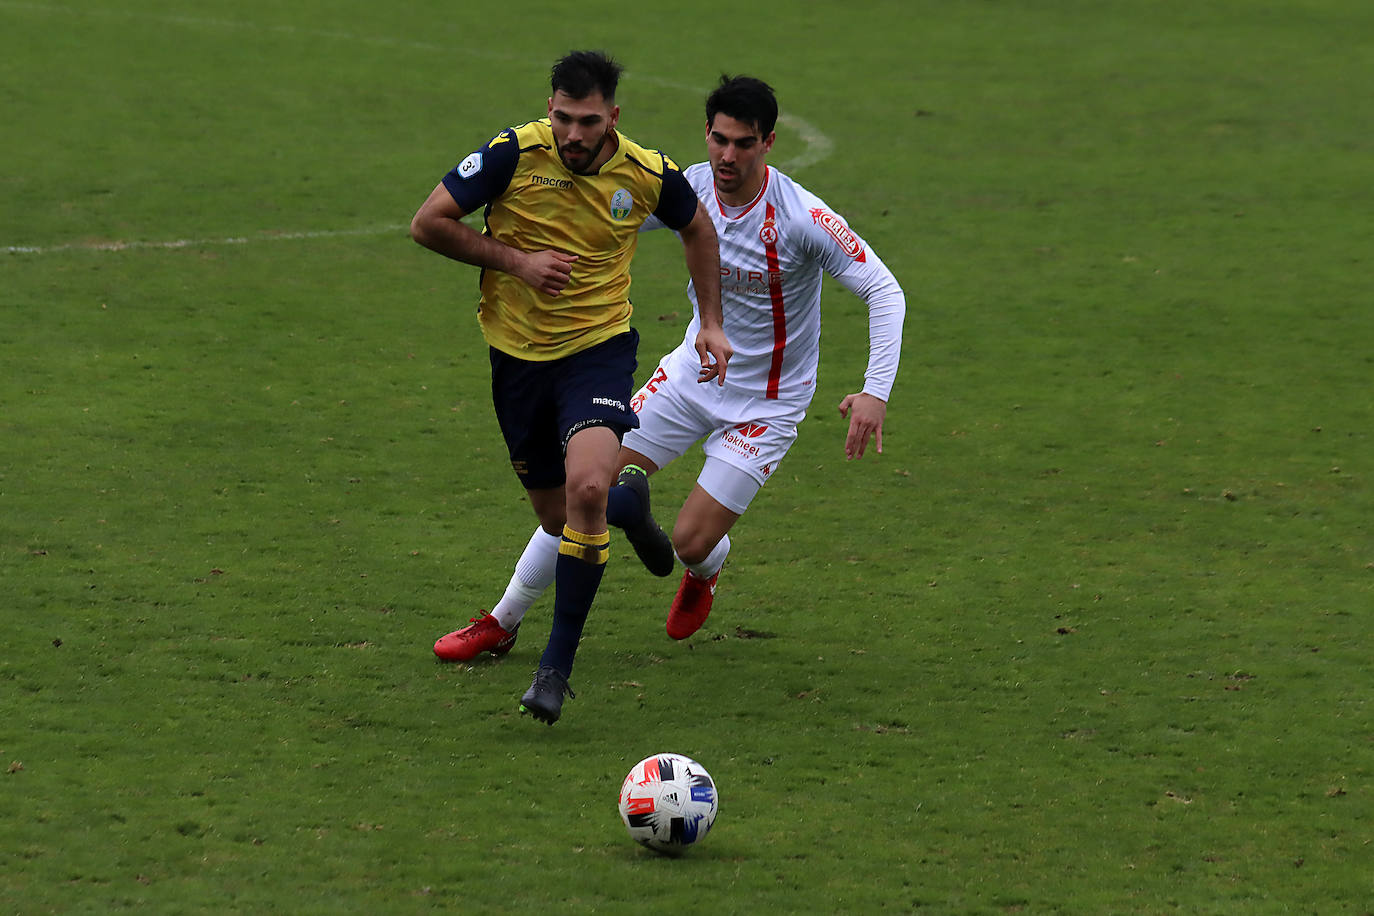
[617,753,719,855]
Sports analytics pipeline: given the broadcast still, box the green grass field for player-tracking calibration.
[3,0,1371,912]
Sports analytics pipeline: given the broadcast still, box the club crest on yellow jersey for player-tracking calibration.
[610,188,633,220]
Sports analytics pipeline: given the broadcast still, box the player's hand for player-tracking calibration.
[693,326,733,386]
[838,392,886,460]
[518,250,578,297]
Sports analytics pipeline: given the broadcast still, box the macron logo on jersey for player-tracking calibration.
[810,208,866,263]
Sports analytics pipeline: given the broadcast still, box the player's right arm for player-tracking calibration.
[410,130,577,297]
[410,187,575,297]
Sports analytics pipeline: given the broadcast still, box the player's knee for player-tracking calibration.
[564,472,610,516]
[670,526,714,567]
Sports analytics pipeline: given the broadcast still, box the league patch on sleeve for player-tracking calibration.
[810,207,867,263]
[458,152,483,179]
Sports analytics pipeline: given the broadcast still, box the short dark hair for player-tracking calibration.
[551,50,624,102]
[706,75,778,137]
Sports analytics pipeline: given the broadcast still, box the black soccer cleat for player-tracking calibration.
[519,665,576,725]
[615,465,675,577]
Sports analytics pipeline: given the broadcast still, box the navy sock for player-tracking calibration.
[605,480,642,529]
[540,526,609,677]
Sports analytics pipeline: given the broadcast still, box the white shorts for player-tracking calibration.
[623,345,809,514]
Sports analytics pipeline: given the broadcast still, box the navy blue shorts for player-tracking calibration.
[490,329,640,490]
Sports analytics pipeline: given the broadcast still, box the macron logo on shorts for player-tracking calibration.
[593,397,626,411]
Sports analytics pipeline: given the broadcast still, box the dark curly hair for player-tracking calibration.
[551,50,624,102]
[706,75,778,136]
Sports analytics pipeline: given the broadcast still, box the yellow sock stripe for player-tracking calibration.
[559,526,610,565]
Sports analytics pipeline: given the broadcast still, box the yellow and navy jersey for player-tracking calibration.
[442,119,697,361]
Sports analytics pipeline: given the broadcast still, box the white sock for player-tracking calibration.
[490,527,559,630]
[682,534,730,580]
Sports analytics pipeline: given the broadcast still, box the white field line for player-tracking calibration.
[1,2,833,256]
[776,113,834,173]
[5,226,409,256]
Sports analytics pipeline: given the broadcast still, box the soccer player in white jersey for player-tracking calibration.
[434,75,904,658]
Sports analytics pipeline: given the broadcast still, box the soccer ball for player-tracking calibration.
[617,753,719,855]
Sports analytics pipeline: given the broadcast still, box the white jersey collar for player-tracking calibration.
[714,166,771,220]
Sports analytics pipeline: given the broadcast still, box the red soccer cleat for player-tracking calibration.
[433,612,519,662]
[666,570,718,640]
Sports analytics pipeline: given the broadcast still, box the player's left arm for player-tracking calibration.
[831,246,906,460]
[654,162,731,385]
[678,202,732,385]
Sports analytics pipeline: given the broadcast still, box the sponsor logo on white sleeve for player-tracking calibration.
[810,208,867,263]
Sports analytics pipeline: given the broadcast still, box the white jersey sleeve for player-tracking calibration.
[794,193,906,403]
[829,246,905,402]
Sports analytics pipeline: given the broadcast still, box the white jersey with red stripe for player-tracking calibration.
[647,162,904,404]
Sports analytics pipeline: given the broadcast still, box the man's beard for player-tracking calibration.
[559,131,610,174]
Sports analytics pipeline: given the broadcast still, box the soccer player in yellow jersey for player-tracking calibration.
[411,51,731,725]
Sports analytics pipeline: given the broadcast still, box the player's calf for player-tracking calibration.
[608,465,675,577]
